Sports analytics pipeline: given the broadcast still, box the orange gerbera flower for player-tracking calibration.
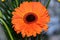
[12,2,50,37]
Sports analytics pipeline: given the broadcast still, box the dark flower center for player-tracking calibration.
[26,14,35,22]
[24,13,37,23]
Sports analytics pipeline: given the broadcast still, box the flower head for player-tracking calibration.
[12,2,50,37]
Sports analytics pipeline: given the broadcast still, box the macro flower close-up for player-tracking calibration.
[0,0,53,40]
[12,2,50,37]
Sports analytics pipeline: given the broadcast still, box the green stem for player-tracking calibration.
[46,0,50,8]
[0,18,14,40]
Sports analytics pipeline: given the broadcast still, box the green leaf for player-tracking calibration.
[40,0,50,8]
[46,0,50,8]
[0,10,3,18]
[15,0,19,7]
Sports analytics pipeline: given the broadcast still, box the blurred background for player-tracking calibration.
[0,0,60,40]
